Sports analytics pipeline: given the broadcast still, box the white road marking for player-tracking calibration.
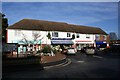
[44,59,71,69]
[92,55,103,59]
[77,61,85,63]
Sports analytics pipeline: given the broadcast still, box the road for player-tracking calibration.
[2,52,120,79]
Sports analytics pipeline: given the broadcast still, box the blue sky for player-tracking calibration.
[2,2,118,37]
[2,0,120,2]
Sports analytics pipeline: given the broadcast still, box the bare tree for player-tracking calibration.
[19,31,44,55]
[32,32,44,44]
[20,31,44,44]
[20,32,30,44]
[109,32,118,40]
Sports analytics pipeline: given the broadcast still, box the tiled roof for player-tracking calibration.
[7,19,107,35]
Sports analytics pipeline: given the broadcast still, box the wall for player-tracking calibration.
[8,29,107,45]
[74,34,95,44]
[7,29,51,44]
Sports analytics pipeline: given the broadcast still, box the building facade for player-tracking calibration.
[6,19,109,54]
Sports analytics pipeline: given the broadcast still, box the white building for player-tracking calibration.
[6,19,109,53]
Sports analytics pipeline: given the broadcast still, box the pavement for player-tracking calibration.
[41,53,70,68]
[2,53,69,73]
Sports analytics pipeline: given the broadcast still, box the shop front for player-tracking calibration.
[51,38,74,50]
[17,40,42,54]
[75,40,94,51]
[96,41,107,49]
[17,44,42,54]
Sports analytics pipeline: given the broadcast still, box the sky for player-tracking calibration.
[2,0,120,2]
[2,2,119,38]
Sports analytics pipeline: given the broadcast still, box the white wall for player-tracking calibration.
[7,29,14,43]
[74,34,95,44]
[7,29,95,45]
[7,29,51,44]
[50,31,74,38]
[7,30,33,43]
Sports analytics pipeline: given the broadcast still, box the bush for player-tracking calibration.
[42,45,52,53]
[37,50,42,54]
[52,49,58,54]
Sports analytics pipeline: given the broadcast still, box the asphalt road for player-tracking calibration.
[2,52,120,79]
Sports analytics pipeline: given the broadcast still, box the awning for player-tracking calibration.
[96,41,106,45]
[51,40,74,44]
[18,40,41,44]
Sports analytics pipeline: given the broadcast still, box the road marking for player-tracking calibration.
[92,55,103,59]
[61,59,71,67]
[44,59,71,69]
[77,61,85,63]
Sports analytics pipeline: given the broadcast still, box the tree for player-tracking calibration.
[47,32,51,39]
[109,32,118,40]
[0,13,2,42]
[0,13,2,53]
[118,35,120,40]
[19,31,44,55]
[2,13,8,43]
[20,31,44,44]
[71,34,75,39]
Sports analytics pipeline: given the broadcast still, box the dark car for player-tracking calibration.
[81,47,87,53]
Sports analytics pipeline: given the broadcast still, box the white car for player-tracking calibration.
[67,48,77,54]
[85,47,96,55]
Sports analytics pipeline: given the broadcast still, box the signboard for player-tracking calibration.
[51,38,72,40]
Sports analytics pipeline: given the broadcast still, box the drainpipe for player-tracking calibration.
[46,31,47,45]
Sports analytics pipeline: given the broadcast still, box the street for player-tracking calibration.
[2,52,120,79]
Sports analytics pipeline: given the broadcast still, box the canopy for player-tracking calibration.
[51,40,73,44]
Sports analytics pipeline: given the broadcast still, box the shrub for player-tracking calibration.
[71,34,75,39]
[42,45,52,53]
[37,50,42,54]
[47,32,51,39]
[52,49,58,54]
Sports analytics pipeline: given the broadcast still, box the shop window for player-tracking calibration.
[52,32,58,37]
[67,33,71,37]
[76,34,79,38]
[86,34,90,39]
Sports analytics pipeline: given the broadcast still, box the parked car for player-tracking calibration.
[85,47,96,55]
[67,48,77,54]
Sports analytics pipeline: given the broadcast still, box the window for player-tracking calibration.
[52,32,58,37]
[95,35,100,40]
[103,35,107,40]
[67,33,71,37]
[76,34,79,38]
[15,30,21,36]
[86,34,90,39]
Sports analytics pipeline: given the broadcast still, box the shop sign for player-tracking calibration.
[51,38,72,40]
